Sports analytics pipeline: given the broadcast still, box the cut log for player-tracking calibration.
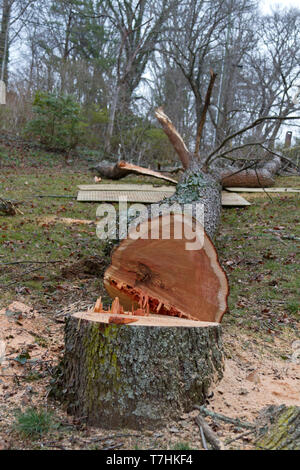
[89,159,177,184]
[220,156,283,188]
[58,305,224,429]
[104,212,229,323]
[221,168,275,188]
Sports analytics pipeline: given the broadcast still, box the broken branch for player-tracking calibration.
[195,69,217,156]
[195,414,224,450]
[195,405,255,430]
[155,107,191,169]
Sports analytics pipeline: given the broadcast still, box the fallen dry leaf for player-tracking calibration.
[246,370,261,384]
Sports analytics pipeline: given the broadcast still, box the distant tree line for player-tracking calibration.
[0,0,299,165]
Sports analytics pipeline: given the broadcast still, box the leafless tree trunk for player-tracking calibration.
[0,0,11,84]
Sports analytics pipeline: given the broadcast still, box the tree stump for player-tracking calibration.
[60,311,224,429]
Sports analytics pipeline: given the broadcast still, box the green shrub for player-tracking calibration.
[14,407,54,439]
[25,91,85,152]
[286,300,300,316]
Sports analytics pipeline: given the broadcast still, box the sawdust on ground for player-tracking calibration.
[0,301,299,450]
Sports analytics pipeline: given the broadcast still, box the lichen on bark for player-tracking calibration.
[58,315,224,429]
[256,405,300,450]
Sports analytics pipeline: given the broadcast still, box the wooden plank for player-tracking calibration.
[78,184,175,192]
[225,187,300,193]
[77,189,251,206]
[221,192,250,206]
[77,190,174,203]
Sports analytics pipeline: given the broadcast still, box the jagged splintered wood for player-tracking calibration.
[104,213,229,323]
[90,159,177,184]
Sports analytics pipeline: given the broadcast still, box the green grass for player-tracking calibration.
[171,441,194,450]
[13,408,54,439]
[0,150,175,310]
[217,191,300,336]
[286,300,300,316]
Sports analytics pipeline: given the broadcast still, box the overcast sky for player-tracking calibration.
[260,0,300,14]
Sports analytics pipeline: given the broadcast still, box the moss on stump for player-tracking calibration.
[256,405,300,450]
[59,314,224,429]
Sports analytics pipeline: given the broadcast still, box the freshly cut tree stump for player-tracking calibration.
[57,213,228,430]
[61,306,224,429]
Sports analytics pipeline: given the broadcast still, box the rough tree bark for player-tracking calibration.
[220,156,283,188]
[58,310,224,429]
[256,405,300,450]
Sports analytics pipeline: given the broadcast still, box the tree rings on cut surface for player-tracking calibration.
[104,213,229,323]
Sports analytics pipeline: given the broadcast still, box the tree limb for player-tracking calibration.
[195,414,224,450]
[195,405,255,430]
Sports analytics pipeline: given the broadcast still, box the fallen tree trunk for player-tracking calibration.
[104,212,229,323]
[89,160,177,184]
[0,196,21,215]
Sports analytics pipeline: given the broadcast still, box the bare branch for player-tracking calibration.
[204,115,300,167]
[194,69,217,156]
